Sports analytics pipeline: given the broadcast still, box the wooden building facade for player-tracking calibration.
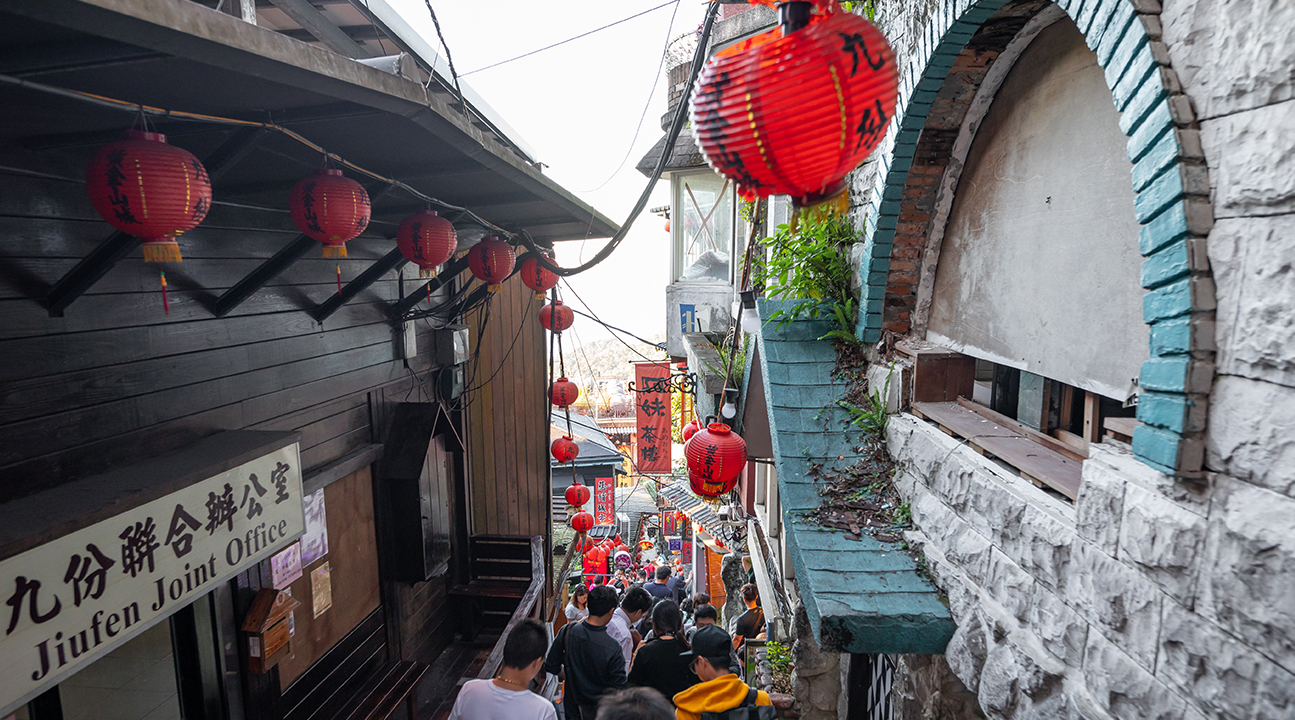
[0,1,614,718]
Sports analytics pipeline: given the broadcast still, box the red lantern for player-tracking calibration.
[682,419,701,442]
[685,422,747,498]
[691,4,898,207]
[467,236,515,292]
[570,511,595,534]
[397,209,457,277]
[551,377,579,408]
[289,169,371,257]
[519,255,560,300]
[85,130,212,263]
[539,300,575,333]
[553,436,581,464]
[565,479,591,507]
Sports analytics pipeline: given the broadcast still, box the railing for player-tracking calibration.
[476,535,545,681]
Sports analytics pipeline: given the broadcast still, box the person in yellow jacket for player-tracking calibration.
[672,625,775,720]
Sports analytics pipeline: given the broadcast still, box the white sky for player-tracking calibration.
[388,0,713,349]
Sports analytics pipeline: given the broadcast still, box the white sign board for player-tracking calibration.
[0,443,304,716]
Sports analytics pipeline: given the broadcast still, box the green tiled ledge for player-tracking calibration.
[756,299,956,654]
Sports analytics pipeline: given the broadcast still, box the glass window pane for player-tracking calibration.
[675,173,733,282]
[58,622,181,720]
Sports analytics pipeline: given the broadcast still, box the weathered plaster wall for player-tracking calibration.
[927,20,1148,401]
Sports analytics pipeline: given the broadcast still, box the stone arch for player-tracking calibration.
[855,0,1215,476]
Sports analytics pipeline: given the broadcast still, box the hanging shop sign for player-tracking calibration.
[633,362,673,473]
[0,443,304,716]
[594,477,615,526]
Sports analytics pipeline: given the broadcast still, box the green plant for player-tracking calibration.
[890,501,912,525]
[702,335,749,386]
[839,362,894,437]
[765,640,794,681]
[756,216,859,340]
[841,0,878,20]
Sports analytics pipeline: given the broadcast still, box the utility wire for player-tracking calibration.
[576,0,682,194]
[423,1,464,106]
[561,280,667,363]
[462,1,677,76]
[514,0,721,277]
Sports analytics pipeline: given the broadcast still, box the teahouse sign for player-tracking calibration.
[0,443,304,716]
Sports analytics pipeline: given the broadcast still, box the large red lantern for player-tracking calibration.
[685,422,747,498]
[565,479,591,507]
[467,236,515,292]
[551,377,579,408]
[86,130,212,263]
[553,436,581,464]
[289,169,371,257]
[539,300,575,333]
[570,511,595,534]
[682,419,701,442]
[691,2,898,207]
[519,255,560,300]
[396,209,457,277]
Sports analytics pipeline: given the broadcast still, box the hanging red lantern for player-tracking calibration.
[289,169,371,257]
[85,130,212,263]
[685,422,747,498]
[565,479,592,507]
[553,436,581,464]
[539,300,575,333]
[551,377,579,408]
[682,419,701,442]
[396,209,457,277]
[570,511,595,534]
[467,235,515,292]
[691,2,898,208]
[519,254,560,300]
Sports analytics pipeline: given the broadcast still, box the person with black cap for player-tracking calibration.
[672,625,774,720]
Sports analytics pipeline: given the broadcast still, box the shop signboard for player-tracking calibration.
[0,443,304,716]
[593,477,615,526]
[633,362,673,473]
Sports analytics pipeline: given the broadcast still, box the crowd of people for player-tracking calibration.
[449,557,774,720]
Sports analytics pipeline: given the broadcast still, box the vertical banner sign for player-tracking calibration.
[594,477,615,526]
[0,444,304,717]
[634,362,673,473]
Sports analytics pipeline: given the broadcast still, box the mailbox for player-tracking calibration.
[241,588,300,674]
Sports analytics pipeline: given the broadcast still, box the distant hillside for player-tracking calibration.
[562,334,669,382]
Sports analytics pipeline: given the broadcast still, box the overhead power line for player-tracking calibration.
[461,1,678,76]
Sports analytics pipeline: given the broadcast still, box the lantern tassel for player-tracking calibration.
[336,264,342,294]
[142,240,182,263]
[159,270,169,315]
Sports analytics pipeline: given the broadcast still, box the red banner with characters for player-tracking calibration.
[594,477,615,525]
[634,362,673,473]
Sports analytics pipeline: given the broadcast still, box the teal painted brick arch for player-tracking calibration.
[854,0,1216,476]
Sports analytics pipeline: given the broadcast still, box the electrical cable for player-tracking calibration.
[560,280,667,364]
[460,292,535,395]
[462,1,678,77]
[514,0,721,277]
[575,0,683,194]
[422,1,465,105]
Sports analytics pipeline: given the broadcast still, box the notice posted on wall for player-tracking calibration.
[311,562,332,618]
[300,489,329,565]
[270,542,303,589]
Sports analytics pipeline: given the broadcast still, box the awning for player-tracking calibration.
[752,298,956,654]
[657,480,724,539]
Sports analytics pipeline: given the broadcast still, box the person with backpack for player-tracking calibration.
[543,586,627,719]
[673,625,774,720]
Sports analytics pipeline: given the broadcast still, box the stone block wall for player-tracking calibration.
[886,415,1295,718]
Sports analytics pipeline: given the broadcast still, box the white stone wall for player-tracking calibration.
[887,417,1295,719]
[849,0,1295,718]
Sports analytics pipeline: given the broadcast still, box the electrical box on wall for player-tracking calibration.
[435,325,469,367]
[402,321,417,360]
[440,364,465,401]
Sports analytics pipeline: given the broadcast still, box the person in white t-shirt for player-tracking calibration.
[448,619,557,720]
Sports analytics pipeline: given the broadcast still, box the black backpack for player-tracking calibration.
[699,688,777,720]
